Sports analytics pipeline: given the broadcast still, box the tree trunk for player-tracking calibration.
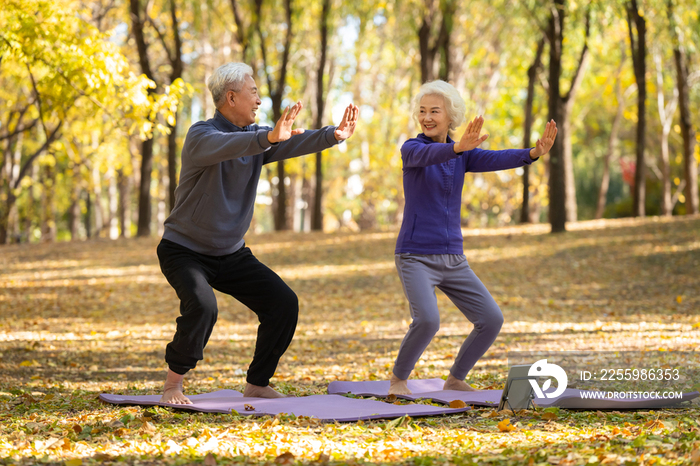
[117,168,131,238]
[167,120,178,212]
[627,0,647,217]
[562,8,590,223]
[130,0,157,236]
[256,0,293,231]
[547,1,566,233]
[668,0,699,214]
[23,164,37,242]
[92,164,105,235]
[1,130,24,243]
[166,0,183,213]
[69,163,81,239]
[1,121,62,243]
[596,55,627,220]
[312,0,330,231]
[108,169,119,239]
[41,163,56,242]
[137,137,153,236]
[418,0,455,83]
[654,51,678,217]
[521,38,545,224]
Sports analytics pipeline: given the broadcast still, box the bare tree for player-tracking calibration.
[418,0,456,83]
[667,0,698,214]
[521,38,545,224]
[254,0,294,230]
[312,0,331,231]
[544,0,589,232]
[129,0,157,236]
[626,0,647,217]
[653,50,678,216]
[596,50,634,219]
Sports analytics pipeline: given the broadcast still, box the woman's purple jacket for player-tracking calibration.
[395,133,537,255]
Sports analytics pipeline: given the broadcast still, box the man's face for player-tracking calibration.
[228,75,262,127]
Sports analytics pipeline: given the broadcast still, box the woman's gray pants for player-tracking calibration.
[392,254,503,380]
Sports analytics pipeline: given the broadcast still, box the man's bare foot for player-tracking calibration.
[243,383,286,398]
[443,374,477,391]
[160,369,192,404]
[388,373,412,395]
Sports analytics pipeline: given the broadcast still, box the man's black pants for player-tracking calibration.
[156,239,298,387]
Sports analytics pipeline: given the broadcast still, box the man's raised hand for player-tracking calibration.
[334,104,359,141]
[268,101,305,144]
[453,116,489,153]
[529,120,558,159]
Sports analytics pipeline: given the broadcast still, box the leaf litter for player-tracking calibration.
[0,216,699,464]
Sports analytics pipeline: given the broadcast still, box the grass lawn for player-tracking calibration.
[1,216,699,465]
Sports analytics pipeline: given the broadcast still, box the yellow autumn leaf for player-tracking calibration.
[676,295,683,304]
[65,459,82,466]
[497,418,516,432]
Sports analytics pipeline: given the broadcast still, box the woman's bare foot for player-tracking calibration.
[243,383,286,398]
[443,374,477,391]
[160,369,192,404]
[388,373,412,395]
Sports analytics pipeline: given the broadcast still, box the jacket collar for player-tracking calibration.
[418,132,455,144]
[213,110,251,132]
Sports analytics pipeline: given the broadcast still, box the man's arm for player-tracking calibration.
[263,126,338,164]
[263,103,358,164]
[184,122,273,167]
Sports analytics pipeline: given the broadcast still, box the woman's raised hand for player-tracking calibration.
[529,120,558,159]
[453,116,489,153]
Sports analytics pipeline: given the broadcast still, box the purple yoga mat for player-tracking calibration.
[328,380,700,410]
[99,390,470,421]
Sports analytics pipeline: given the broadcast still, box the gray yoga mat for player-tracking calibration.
[99,390,470,421]
[327,380,700,410]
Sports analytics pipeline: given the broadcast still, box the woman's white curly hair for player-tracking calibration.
[412,80,467,131]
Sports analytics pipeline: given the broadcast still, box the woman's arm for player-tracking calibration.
[401,139,462,168]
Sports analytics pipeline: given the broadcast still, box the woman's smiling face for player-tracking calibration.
[418,94,451,143]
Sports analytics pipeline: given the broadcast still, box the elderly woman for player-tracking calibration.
[389,80,557,395]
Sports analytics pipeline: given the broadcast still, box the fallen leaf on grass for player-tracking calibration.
[542,412,559,421]
[449,400,466,409]
[140,421,156,433]
[497,419,516,432]
[275,452,295,464]
[204,452,217,465]
[690,448,700,466]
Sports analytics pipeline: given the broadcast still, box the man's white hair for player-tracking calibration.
[413,80,467,131]
[207,62,254,108]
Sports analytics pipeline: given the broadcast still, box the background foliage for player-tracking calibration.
[1,0,699,242]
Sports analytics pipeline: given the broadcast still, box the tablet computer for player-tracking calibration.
[498,364,535,411]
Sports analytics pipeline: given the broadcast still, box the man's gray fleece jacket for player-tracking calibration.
[163,110,339,256]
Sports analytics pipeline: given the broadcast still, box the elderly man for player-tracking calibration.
[157,62,358,403]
